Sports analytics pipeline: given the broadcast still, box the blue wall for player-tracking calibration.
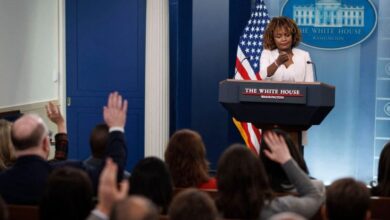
[170,0,251,170]
[170,0,389,184]
[274,0,381,184]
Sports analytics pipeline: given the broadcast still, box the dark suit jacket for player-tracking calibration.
[0,131,127,205]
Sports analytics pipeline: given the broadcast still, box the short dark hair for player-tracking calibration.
[169,188,217,220]
[89,123,109,158]
[326,178,370,220]
[11,122,46,150]
[129,157,173,214]
[374,141,390,196]
[263,16,301,50]
[40,167,94,220]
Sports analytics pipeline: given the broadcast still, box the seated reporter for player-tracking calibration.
[0,92,128,205]
[216,131,324,220]
[325,178,370,220]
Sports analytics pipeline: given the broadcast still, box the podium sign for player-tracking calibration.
[239,84,307,104]
[219,79,335,130]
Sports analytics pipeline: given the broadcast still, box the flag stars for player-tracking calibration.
[236,1,269,74]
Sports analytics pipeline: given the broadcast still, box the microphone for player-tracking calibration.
[306,61,317,82]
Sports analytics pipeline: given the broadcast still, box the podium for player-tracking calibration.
[218,79,335,131]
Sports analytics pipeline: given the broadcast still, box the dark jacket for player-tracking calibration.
[0,131,127,205]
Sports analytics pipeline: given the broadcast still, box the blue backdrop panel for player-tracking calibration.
[170,0,251,170]
[192,0,230,169]
[170,0,387,184]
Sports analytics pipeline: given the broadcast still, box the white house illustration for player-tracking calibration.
[293,0,364,27]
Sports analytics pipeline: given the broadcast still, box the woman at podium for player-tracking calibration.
[259,16,314,82]
[259,16,314,151]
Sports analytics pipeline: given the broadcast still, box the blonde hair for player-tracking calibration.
[0,119,15,170]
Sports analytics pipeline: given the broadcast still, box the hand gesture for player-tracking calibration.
[45,102,66,133]
[103,92,128,129]
[276,51,289,66]
[263,130,292,164]
[96,158,129,215]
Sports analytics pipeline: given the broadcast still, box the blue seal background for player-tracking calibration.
[282,0,377,49]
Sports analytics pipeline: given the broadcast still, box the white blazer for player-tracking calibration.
[259,48,314,82]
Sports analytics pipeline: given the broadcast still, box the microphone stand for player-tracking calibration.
[306,61,317,82]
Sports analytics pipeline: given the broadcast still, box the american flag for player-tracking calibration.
[233,0,270,154]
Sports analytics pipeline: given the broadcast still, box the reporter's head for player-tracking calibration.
[11,114,50,159]
[326,178,370,220]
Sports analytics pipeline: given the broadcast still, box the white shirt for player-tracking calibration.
[259,48,314,145]
[259,48,314,82]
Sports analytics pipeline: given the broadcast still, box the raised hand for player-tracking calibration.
[96,158,129,215]
[263,130,292,164]
[45,102,66,133]
[103,92,128,129]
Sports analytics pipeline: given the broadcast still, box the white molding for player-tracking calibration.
[144,0,170,159]
[58,0,67,120]
[0,100,57,113]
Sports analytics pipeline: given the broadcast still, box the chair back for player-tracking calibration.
[370,196,390,220]
[7,204,39,220]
